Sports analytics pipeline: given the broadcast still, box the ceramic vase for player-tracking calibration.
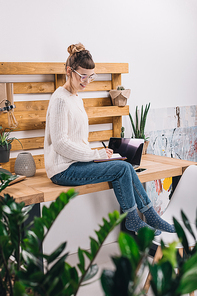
[14,152,36,177]
[109,89,131,106]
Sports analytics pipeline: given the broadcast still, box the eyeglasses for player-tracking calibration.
[72,68,97,82]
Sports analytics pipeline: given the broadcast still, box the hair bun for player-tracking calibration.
[67,43,86,56]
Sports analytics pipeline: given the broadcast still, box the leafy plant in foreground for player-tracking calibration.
[101,209,197,296]
[0,172,127,295]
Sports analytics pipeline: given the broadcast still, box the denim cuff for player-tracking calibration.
[139,202,153,213]
[123,204,137,213]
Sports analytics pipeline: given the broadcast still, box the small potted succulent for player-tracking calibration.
[0,126,22,163]
[129,103,150,154]
[109,85,131,107]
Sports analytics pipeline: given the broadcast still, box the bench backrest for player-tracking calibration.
[0,62,129,172]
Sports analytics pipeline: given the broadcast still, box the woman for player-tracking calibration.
[44,43,175,235]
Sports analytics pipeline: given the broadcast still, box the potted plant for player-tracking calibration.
[129,103,150,154]
[0,126,22,163]
[109,86,131,107]
[101,210,197,296]
[0,171,126,296]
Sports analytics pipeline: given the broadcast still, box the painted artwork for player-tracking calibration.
[145,105,197,215]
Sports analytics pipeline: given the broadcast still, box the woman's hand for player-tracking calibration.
[105,148,113,158]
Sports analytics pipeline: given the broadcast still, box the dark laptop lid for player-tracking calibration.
[108,137,144,165]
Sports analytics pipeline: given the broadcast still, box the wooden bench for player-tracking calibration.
[0,62,129,205]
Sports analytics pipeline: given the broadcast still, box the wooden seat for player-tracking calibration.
[0,62,129,205]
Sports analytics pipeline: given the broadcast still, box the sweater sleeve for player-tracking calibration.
[49,97,108,162]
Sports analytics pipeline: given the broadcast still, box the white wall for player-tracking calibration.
[1,0,197,254]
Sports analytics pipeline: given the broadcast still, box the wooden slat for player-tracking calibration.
[83,97,111,107]
[55,74,66,89]
[112,73,122,89]
[11,81,111,94]
[79,81,111,92]
[1,102,127,131]
[112,116,122,138]
[13,82,55,94]
[10,130,113,151]
[86,106,129,118]
[0,62,128,75]
[95,63,129,74]
[0,62,66,75]
[12,100,49,112]
[89,117,113,125]
[11,137,44,151]
[88,130,113,142]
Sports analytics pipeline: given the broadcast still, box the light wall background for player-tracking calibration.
[1,0,197,254]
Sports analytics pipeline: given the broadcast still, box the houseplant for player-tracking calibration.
[109,86,131,107]
[0,126,22,163]
[0,170,127,296]
[129,103,150,154]
[101,209,197,296]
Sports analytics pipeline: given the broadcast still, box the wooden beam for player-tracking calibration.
[0,62,128,75]
[86,106,129,118]
[0,62,66,75]
[112,73,122,89]
[13,82,55,94]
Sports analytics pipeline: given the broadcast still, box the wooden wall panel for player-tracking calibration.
[13,82,55,94]
[0,62,128,75]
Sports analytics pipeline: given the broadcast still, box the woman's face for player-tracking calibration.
[69,66,95,93]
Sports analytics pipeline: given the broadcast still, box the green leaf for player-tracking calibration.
[173,217,189,254]
[149,261,173,294]
[13,281,28,296]
[81,264,99,283]
[46,242,67,265]
[101,270,115,296]
[90,237,99,257]
[181,210,196,241]
[177,273,197,294]
[118,232,140,266]
[112,256,131,296]
[137,227,155,252]
[160,240,178,268]
[77,247,85,273]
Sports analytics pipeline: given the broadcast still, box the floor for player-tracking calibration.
[66,241,154,296]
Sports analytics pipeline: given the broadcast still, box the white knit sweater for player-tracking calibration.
[44,87,107,178]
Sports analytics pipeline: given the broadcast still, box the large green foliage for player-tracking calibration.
[101,210,197,296]
[0,172,126,296]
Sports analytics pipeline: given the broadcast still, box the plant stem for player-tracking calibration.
[0,246,14,296]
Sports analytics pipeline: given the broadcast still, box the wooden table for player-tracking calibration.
[2,154,197,205]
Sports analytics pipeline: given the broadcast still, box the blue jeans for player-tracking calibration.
[51,161,152,213]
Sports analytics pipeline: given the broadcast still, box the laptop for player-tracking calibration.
[108,137,144,169]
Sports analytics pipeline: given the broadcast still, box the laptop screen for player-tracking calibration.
[108,137,144,165]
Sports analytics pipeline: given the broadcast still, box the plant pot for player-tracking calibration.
[0,144,11,163]
[142,141,149,155]
[14,152,36,177]
[109,89,131,106]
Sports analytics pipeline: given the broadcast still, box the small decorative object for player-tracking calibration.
[0,83,18,128]
[0,126,22,163]
[121,126,125,138]
[109,85,131,107]
[129,103,150,154]
[0,144,11,163]
[14,152,36,177]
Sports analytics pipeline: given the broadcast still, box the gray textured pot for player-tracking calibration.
[14,152,36,177]
[0,144,11,163]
